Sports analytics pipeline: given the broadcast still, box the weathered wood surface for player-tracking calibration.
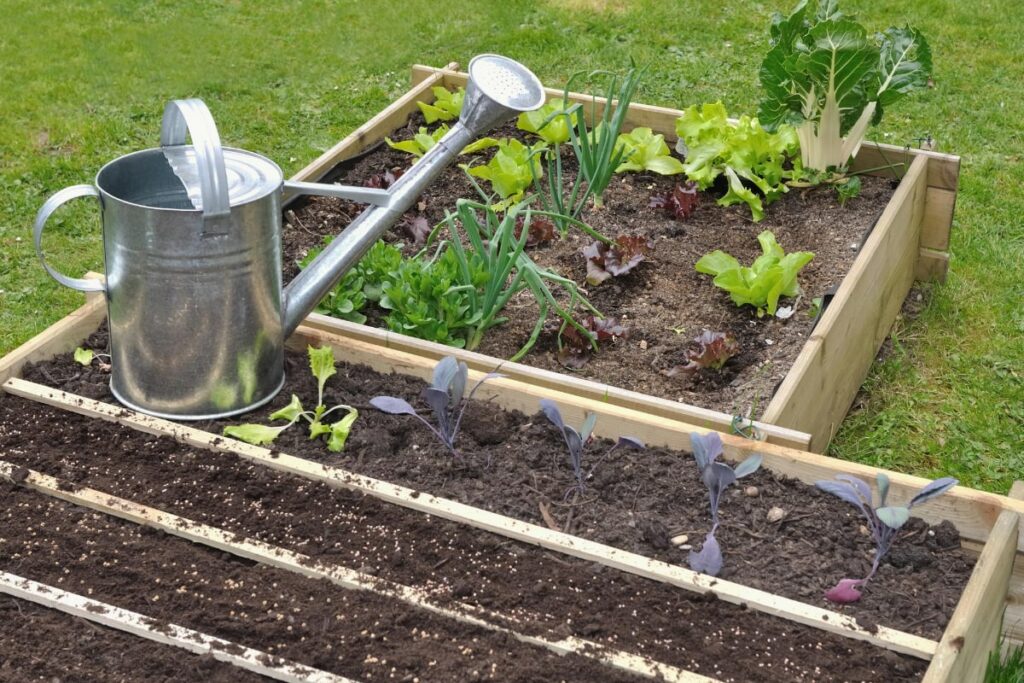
[922,482,1024,682]
[0,460,708,682]
[0,572,350,683]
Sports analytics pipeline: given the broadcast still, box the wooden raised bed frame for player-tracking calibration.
[0,288,1020,683]
[288,62,961,454]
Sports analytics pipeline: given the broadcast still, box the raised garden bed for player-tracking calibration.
[1,291,1021,682]
[283,63,962,453]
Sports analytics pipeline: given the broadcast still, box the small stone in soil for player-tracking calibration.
[766,506,786,523]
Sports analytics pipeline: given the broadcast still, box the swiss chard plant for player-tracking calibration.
[758,0,933,173]
[666,330,739,377]
[386,125,449,159]
[370,355,498,459]
[223,346,358,452]
[539,399,644,499]
[583,234,654,286]
[418,86,465,123]
[615,127,685,175]
[675,101,800,221]
[695,230,814,317]
[816,473,957,603]
[688,431,762,576]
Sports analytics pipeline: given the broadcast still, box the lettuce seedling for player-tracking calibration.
[463,138,546,204]
[539,399,644,499]
[517,100,578,145]
[759,1,932,173]
[816,473,957,603]
[650,182,699,221]
[615,127,685,175]
[584,234,654,286]
[667,330,739,377]
[370,355,498,458]
[557,316,629,369]
[418,86,465,124]
[688,431,762,576]
[223,346,358,452]
[695,230,813,317]
[386,125,449,159]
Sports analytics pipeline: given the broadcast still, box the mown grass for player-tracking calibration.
[2,0,1021,496]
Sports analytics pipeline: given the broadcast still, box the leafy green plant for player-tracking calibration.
[759,0,933,173]
[666,330,739,377]
[675,101,799,221]
[695,230,814,317]
[417,86,465,123]
[985,638,1024,683]
[835,175,862,206]
[223,346,358,452]
[649,181,699,220]
[300,238,406,323]
[557,315,628,369]
[615,127,684,175]
[463,138,546,206]
[583,234,653,286]
[566,64,645,208]
[385,124,449,159]
[73,346,111,371]
[517,100,578,144]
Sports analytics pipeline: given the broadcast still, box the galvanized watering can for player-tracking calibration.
[34,55,545,420]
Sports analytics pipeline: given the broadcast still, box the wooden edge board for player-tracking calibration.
[922,482,1024,682]
[921,187,957,251]
[761,154,929,450]
[409,64,961,192]
[285,324,1024,552]
[298,312,813,451]
[916,248,951,282]
[0,571,349,683]
[0,460,716,683]
[1,379,939,660]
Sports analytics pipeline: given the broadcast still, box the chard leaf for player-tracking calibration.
[688,532,723,576]
[307,346,337,398]
[824,578,864,603]
[733,453,763,479]
[909,476,958,507]
[270,394,305,423]
[876,505,911,529]
[326,409,359,452]
[73,347,94,366]
[223,423,290,447]
[876,27,932,106]
[370,396,418,416]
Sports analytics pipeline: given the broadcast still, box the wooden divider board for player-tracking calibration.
[922,482,1024,682]
[761,155,929,450]
[0,461,709,683]
[7,376,999,661]
[0,572,350,683]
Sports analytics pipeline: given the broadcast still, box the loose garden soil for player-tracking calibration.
[25,334,973,645]
[0,391,927,682]
[0,598,265,682]
[282,111,899,417]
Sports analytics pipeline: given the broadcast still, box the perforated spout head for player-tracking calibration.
[459,54,546,134]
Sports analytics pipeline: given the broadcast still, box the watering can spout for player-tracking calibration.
[281,54,546,338]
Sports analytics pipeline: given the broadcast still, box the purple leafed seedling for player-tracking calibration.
[816,473,958,603]
[539,399,644,500]
[370,356,499,459]
[688,431,762,577]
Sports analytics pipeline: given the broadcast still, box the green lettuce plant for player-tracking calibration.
[417,86,465,123]
[615,127,684,175]
[462,138,546,206]
[385,125,449,159]
[695,230,814,317]
[675,101,799,221]
[758,0,933,173]
[517,100,578,145]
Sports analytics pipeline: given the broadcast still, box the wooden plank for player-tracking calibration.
[0,291,105,384]
[287,61,460,185]
[0,461,711,682]
[761,155,930,451]
[298,312,813,451]
[0,378,943,659]
[922,482,1023,682]
[921,187,957,251]
[916,247,951,282]
[0,572,350,683]
[849,142,961,192]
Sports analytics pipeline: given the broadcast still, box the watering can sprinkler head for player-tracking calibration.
[459,54,546,132]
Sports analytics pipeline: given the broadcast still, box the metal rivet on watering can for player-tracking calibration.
[33,55,545,421]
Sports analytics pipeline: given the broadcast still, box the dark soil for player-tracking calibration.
[24,334,974,644]
[0,391,927,682]
[0,486,643,683]
[0,598,266,682]
[283,111,899,417]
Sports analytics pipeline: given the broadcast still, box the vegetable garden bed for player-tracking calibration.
[282,63,962,453]
[1,292,1021,682]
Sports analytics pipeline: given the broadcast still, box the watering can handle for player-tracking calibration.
[159,99,231,218]
[33,185,106,293]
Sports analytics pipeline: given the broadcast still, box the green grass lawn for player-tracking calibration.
[2,0,1021,493]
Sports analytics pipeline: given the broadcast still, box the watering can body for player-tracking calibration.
[33,55,545,420]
